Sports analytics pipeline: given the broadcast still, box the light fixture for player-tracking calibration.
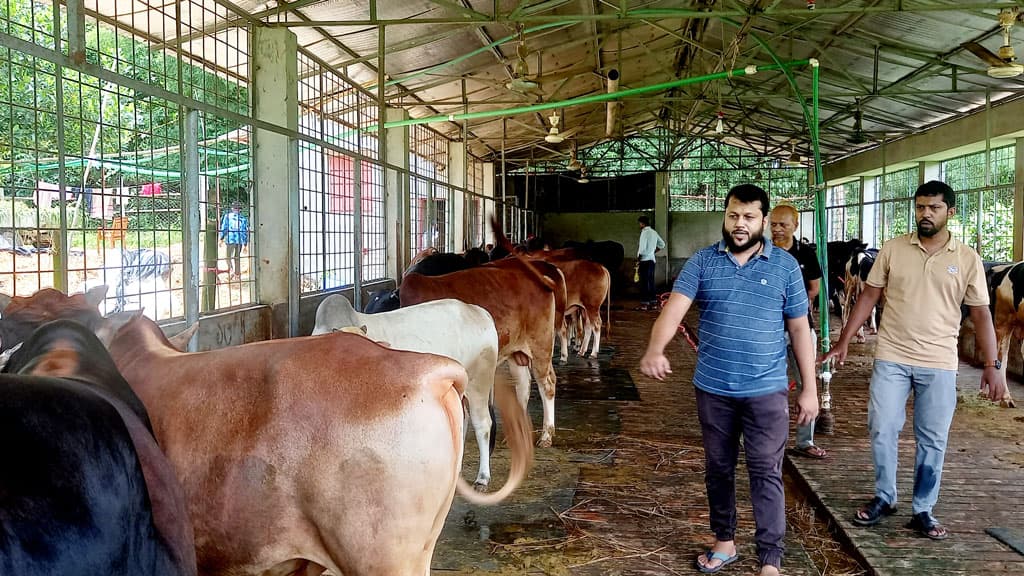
[544,112,563,144]
[785,144,802,167]
[714,110,724,134]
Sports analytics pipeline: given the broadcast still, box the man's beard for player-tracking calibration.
[917,218,944,238]
[722,225,763,253]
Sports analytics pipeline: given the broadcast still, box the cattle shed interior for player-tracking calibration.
[3,0,1024,346]
[8,1,1024,574]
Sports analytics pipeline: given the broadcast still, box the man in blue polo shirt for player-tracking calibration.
[640,184,818,576]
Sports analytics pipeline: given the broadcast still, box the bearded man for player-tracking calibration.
[641,184,817,576]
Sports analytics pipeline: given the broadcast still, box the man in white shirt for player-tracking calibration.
[636,215,666,311]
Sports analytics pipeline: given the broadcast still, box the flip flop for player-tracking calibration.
[906,511,949,540]
[788,445,827,459]
[696,549,739,574]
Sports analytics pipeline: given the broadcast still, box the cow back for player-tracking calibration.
[0,288,107,353]
[0,375,195,576]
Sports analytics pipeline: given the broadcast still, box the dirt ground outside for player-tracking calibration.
[0,243,253,317]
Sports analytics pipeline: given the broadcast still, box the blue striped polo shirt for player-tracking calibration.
[673,239,808,398]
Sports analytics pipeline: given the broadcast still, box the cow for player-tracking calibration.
[0,291,533,575]
[842,247,880,343]
[562,239,626,291]
[826,239,869,316]
[983,262,1024,408]
[102,311,532,575]
[364,288,400,313]
[401,256,562,447]
[313,295,525,493]
[0,286,109,353]
[530,255,611,359]
[0,320,196,576]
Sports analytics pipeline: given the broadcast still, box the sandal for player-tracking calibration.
[906,511,949,540]
[789,445,828,459]
[695,549,739,574]
[852,496,897,526]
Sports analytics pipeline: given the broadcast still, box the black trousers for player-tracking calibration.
[638,260,656,304]
[695,387,789,569]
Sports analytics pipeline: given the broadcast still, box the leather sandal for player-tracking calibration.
[852,496,897,526]
[906,511,949,540]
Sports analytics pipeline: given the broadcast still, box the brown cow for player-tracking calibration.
[401,256,562,447]
[0,291,534,575]
[532,255,611,360]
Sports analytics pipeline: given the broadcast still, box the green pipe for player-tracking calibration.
[345,59,810,138]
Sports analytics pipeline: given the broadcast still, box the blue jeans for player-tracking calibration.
[785,329,817,449]
[868,359,957,515]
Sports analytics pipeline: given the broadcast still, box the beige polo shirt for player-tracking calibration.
[866,232,987,370]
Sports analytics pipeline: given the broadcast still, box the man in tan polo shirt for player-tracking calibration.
[822,180,1005,541]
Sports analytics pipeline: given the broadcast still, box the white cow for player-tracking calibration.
[313,295,505,492]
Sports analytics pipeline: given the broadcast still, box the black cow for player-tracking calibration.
[406,251,477,276]
[0,320,197,576]
[826,239,869,316]
[364,288,401,313]
[842,247,881,342]
[562,240,626,292]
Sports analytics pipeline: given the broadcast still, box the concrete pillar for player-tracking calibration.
[384,107,409,278]
[919,161,941,184]
[482,163,495,245]
[862,175,878,246]
[251,27,299,336]
[655,171,670,286]
[448,141,466,251]
[1014,138,1024,261]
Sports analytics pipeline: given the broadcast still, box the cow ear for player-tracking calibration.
[95,310,143,346]
[0,293,11,314]
[168,322,199,351]
[85,284,109,308]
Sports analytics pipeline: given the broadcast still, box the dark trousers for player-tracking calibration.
[227,243,243,276]
[638,260,656,304]
[695,387,789,569]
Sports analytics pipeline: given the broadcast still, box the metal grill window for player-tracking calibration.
[826,181,862,242]
[297,50,383,293]
[1,0,253,319]
[408,124,450,259]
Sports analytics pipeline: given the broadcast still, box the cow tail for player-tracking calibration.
[455,371,534,505]
[605,279,612,340]
[489,215,556,293]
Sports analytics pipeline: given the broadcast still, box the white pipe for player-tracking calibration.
[605,69,619,137]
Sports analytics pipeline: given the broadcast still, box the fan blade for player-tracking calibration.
[961,41,1008,66]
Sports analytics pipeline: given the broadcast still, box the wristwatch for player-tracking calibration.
[983,359,1002,369]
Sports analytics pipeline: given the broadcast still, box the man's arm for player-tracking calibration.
[786,315,819,425]
[820,284,883,365]
[639,292,694,380]
[807,278,820,301]
[969,305,1008,402]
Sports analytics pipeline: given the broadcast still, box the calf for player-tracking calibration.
[0,320,196,576]
[313,295,529,494]
[827,239,869,316]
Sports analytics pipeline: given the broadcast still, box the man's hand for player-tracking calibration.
[640,351,672,381]
[819,340,849,366]
[795,388,819,426]
[980,366,1007,403]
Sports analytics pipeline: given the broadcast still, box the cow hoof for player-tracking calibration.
[1002,399,1017,408]
[855,336,866,344]
[559,357,568,365]
[537,432,553,448]
[473,480,490,492]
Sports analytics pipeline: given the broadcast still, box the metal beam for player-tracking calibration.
[264,4,1024,26]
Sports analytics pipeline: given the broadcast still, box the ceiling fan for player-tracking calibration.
[961,8,1024,79]
[506,25,542,93]
[846,99,869,145]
